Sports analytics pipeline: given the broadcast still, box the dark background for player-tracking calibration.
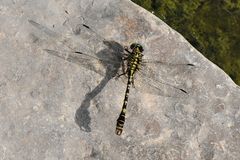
[132,0,240,85]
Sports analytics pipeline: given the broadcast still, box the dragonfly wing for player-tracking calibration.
[28,20,125,62]
[29,20,125,78]
[142,59,195,66]
[134,65,189,98]
[133,60,195,98]
[28,20,59,38]
[44,49,122,78]
[142,58,196,77]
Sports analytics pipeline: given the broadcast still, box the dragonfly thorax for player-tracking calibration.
[126,43,143,82]
[130,43,144,52]
[129,43,144,63]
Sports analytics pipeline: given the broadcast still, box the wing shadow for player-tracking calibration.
[75,41,124,132]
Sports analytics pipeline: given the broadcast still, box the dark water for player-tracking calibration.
[132,0,240,85]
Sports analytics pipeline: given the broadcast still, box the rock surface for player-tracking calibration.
[0,0,240,159]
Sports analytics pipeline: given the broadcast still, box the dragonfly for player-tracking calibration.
[28,19,194,135]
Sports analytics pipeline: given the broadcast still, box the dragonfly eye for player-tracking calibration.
[138,45,144,52]
[130,43,137,50]
[130,43,144,52]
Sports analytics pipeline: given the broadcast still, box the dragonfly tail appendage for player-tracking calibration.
[115,111,126,135]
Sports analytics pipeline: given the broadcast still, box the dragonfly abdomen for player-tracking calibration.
[115,44,143,135]
[115,76,131,135]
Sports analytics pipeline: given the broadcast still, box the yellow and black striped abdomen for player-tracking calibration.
[115,76,131,135]
[115,48,143,135]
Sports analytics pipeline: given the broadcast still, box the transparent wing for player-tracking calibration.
[28,19,124,77]
[44,49,122,77]
[142,59,195,67]
[134,71,186,98]
[132,59,195,98]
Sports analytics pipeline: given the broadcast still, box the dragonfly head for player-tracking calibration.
[130,43,144,53]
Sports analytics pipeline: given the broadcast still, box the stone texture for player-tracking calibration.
[0,0,240,159]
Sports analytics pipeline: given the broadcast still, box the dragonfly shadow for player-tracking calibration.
[27,19,124,133]
[75,40,124,132]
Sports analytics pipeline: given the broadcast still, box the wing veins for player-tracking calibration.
[137,70,188,95]
[142,59,194,67]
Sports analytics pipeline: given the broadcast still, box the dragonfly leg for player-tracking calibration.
[124,46,131,54]
[131,77,135,88]
[124,46,129,50]
[121,60,126,74]
[122,56,128,60]
[116,72,127,79]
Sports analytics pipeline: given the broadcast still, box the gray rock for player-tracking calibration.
[0,0,240,159]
